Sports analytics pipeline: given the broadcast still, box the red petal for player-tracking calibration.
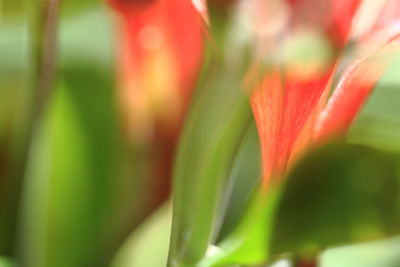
[330,0,363,47]
[109,0,203,139]
[119,0,203,99]
[107,0,156,14]
[250,67,332,187]
[315,36,400,142]
[286,0,362,48]
[250,67,283,187]
[357,0,400,51]
[282,0,400,146]
[289,77,333,166]
[168,0,204,98]
[365,0,400,38]
[315,0,400,142]
[276,69,333,173]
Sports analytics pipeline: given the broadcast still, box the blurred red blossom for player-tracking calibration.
[106,0,204,215]
[107,0,203,141]
[248,0,400,188]
[286,0,362,48]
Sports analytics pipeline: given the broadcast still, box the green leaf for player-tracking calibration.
[1,0,60,258]
[0,256,15,267]
[217,122,261,241]
[176,121,263,267]
[19,62,118,267]
[270,142,400,256]
[169,62,252,266]
[111,202,172,267]
[168,2,257,265]
[200,142,400,267]
[197,186,281,267]
[321,236,400,267]
[192,122,263,267]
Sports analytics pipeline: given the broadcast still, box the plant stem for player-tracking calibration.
[30,0,60,119]
[5,0,60,256]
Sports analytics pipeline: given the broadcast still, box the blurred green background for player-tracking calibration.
[1,0,400,267]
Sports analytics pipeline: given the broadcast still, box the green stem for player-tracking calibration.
[6,0,60,257]
[29,0,60,121]
[12,0,61,181]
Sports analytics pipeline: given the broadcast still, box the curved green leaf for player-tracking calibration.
[112,202,172,267]
[270,143,400,255]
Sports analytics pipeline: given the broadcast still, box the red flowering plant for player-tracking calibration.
[250,0,400,188]
[5,0,400,266]
[107,0,203,139]
[168,0,400,266]
[106,0,204,230]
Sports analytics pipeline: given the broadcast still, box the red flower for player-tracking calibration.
[107,0,203,141]
[286,0,362,48]
[106,0,204,220]
[315,0,400,141]
[249,0,400,188]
